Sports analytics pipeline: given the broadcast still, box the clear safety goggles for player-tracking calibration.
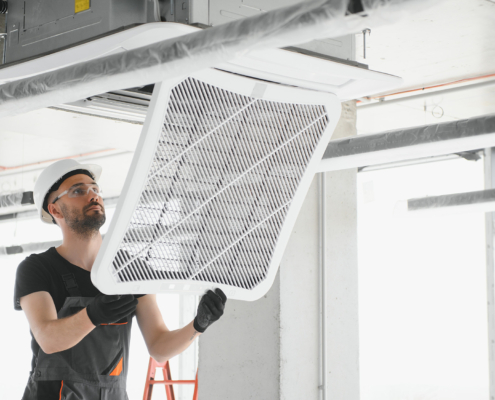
[52,183,103,204]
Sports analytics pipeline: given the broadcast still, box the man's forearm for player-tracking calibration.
[149,321,201,363]
[34,308,95,354]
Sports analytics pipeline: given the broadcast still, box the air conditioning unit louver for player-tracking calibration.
[91,69,340,300]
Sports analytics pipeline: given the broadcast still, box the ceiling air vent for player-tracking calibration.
[91,69,340,300]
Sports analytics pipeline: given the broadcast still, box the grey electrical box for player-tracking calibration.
[188,0,356,63]
[3,0,160,64]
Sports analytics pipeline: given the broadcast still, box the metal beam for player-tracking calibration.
[318,114,495,172]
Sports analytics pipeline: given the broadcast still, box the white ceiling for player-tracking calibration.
[354,0,495,134]
[357,83,495,134]
[0,109,140,201]
[0,108,141,168]
[355,0,495,92]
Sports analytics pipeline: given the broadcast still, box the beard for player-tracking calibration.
[60,202,106,238]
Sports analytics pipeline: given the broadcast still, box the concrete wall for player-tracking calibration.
[279,175,320,399]
[325,101,359,400]
[280,101,358,400]
[324,167,359,400]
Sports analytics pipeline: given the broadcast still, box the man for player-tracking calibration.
[14,159,227,399]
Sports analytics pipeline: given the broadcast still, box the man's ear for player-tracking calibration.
[47,203,63,221]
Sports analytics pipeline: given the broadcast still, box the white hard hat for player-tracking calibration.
[34,159,102,224]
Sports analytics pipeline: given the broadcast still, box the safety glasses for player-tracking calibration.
[52,183,103,204]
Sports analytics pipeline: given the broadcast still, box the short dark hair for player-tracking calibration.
[43,169,94,224]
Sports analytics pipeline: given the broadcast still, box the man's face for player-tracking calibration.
[49,174,106,236]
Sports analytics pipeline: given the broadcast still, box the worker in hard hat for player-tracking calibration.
[14,159,227,399]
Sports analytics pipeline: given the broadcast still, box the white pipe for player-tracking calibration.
[318,172,327,399]
[484,148,495,400]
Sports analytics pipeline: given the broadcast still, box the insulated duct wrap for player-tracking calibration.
[0,240,62,256]
[323,114,495,158]
[393,188,495,217]
[318,114,495,172]
[0,191,33,208]
[0,0,440,118]
[0,192,23,208]
[407,189,495,211]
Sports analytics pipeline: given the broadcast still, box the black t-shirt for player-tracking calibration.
[14,247,105,372]
[14,247,145,372]
[14,247,147,399]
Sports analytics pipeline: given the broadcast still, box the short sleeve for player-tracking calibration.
[14,256,52,310]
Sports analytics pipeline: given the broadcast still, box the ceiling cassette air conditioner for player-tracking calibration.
[91,69,340,301]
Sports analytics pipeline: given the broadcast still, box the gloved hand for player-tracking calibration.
[193,289,227,333]
[86,294,138,326]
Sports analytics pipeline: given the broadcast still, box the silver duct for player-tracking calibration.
[0,0,441,118]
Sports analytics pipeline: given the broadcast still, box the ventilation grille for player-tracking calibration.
[93,72,338,300]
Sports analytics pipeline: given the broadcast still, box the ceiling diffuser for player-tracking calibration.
[92,69,340,300]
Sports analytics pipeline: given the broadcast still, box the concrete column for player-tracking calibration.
[323,166,359,400]
[178,294,198,400]
[198,273,281,400]
[279,175,320,399]
[325,102,359,400]
[198,101,358,400]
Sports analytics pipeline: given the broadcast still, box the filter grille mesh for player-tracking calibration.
[113,78,329,290]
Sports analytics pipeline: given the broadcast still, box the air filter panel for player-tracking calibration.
[92,69,340,300]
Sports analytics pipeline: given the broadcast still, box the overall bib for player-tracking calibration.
[22,271,133,400]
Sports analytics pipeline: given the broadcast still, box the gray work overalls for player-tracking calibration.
[22,268,133,400]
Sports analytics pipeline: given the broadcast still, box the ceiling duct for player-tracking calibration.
[318,114,495,172]
[0,191,34,208]
[91,70,340,300]
[0,0,440,118]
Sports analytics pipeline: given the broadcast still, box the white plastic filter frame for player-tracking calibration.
[91,69,340,301]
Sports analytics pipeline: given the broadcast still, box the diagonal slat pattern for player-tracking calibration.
[112,77,329,290]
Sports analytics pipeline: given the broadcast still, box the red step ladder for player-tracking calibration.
[143,357,198,400]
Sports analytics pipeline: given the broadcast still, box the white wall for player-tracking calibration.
[0,253,34,398]
[358,157,489,400]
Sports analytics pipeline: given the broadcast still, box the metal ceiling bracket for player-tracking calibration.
[175,0,189,23]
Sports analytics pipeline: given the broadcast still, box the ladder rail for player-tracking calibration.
[143,357,198,400]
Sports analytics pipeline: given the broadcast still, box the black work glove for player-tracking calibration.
[193,289,227,333]
[86,294,138,326]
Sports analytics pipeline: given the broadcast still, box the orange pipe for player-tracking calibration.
[358,72,495,103]
[0,148,116,172]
